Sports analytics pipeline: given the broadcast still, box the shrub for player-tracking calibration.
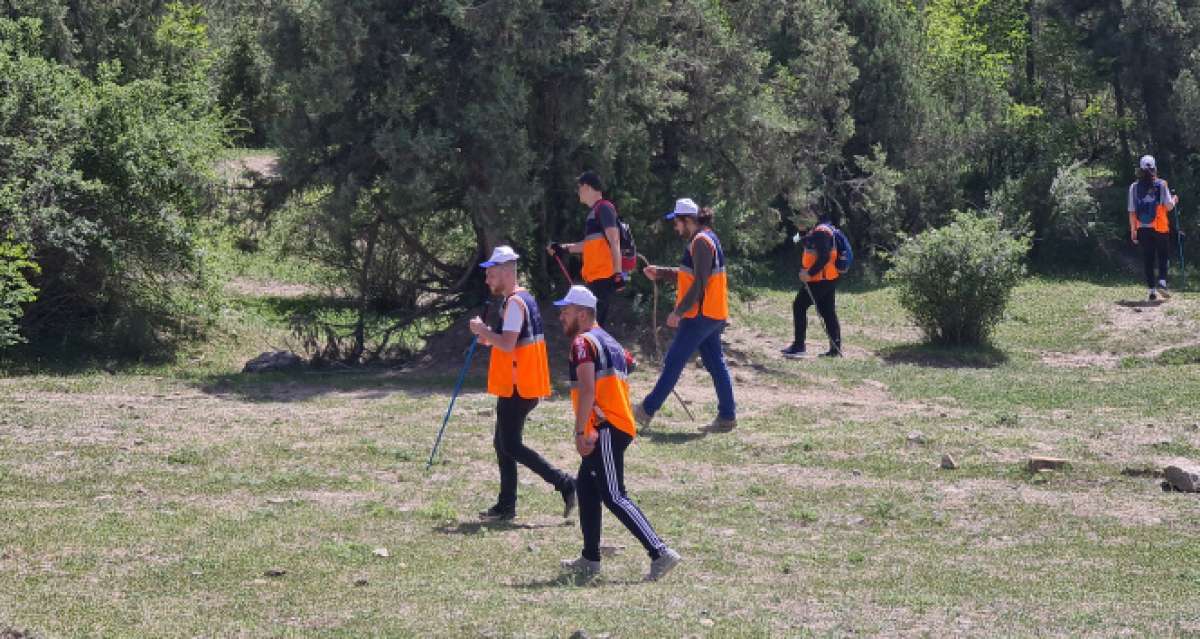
[0,236,40,349]
[0,15,225,357]
[886,211,1029,346]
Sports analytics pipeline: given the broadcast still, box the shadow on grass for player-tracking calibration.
[437,520,570,536]
[195,367,477,403]
[511,573,640,589]
[1115,299,1166,309]
[879,343,1009,369]
[642,430,707,444]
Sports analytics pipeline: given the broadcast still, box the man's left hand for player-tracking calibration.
[468,316,486,336]
[799,271,812,283]
[666,311,681,328]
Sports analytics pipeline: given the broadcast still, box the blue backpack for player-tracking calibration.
[1134,179,1164,226]
[817,224,853,273]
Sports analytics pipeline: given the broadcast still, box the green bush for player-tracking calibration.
[0,236,40,349]
[886,212,1030,346]
[0,15,225,357]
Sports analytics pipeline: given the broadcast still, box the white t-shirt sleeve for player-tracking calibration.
[502,298,525,333]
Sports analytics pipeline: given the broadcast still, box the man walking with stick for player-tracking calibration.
[782,210,843,358]
[546,171,625,328]
[469,246,576,521]
[636,199,737,434]
[554,285,682,581]
[1128,154,1180,300]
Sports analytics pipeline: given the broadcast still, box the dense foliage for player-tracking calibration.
[0,235,38,349]
[0,12,224,355]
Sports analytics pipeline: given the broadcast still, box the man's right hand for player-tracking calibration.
[643,265,658,281]
[1131,230,1138,244]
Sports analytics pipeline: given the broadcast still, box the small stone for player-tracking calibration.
[354,578,369,587]
[527,544,537,553]
[190,571,203,577]
[52,451,69,457]
[264,568,287,577]
[850,469,862,477]
[907,431,926,445]
[940,454,958,470]
[1164,463,1200,493]
[1027,456,1068,472]
[266,497,291,505]
[372,547,390,558]
[569,631,590,639]
[252,578,269,585]
[700,618,715,627]
[94,494,113,502]
[133,439,146,446]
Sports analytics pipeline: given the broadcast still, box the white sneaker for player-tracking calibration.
[1149,289,1158,301]
[1157,281,1171,299]
[634,403,654,430]
[645,547,682,582]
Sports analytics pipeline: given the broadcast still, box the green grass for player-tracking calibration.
[2,277,1200,636]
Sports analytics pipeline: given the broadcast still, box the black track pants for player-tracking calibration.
[793,280,841,350]
[494,394,571,510]
[1138,227,1170,288]
[576,424,666,562]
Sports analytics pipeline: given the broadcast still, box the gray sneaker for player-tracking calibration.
[698,417,737,434]
[561,556,601,579]
[645,548,681,582]
[1157,282,1171,299]
[634,403,654,430]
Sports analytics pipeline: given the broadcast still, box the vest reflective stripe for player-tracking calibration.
[802,226,840,282]
[487,291,551,398]
[581,202,617,283]
[676,230,729,320]
[568,328,636,437]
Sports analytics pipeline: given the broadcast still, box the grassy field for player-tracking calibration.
[3,272,1200,637]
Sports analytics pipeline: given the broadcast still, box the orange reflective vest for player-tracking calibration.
[676,229,729,320]
[487,290,551,399]
[581,200,618,283]
[569,327,636,438]
[802,224,840,283]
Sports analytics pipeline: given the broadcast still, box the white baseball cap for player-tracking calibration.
[1140,155,1157,171]
[479,245,519,268]
[663,197,699,220]
[553,285,597,309]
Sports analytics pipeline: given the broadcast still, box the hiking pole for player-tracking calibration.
[638,253,695,422]
[1176,206,1187,287]
[804,280,843,357]
[426,300,491,470]
[551,249,573,290]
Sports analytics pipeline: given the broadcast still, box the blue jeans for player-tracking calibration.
[641,316,736,420]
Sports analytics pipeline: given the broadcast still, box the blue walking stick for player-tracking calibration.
[426,301,490,470]
[1176,206,1186,286]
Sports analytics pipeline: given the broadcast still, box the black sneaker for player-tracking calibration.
[780,344,806,359]
[561,482,577,519]
[819,348,842,358]
[478,504,515,521]
[1148,289,1158,302]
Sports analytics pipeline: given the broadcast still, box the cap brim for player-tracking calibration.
[479,258,516,268]
[552,299,570,306]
